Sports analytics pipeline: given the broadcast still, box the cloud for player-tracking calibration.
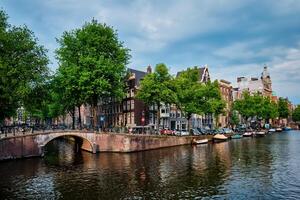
[2,0,300,103]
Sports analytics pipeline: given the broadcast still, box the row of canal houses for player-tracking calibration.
[69,64,293,131]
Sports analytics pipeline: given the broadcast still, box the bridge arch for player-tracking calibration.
[39,132,96,155]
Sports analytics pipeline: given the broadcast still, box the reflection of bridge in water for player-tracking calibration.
[0,130,208,161]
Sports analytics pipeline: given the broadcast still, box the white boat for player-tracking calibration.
[268,128,276,133]
[192,138,209,145]
[213,134,228,142]
[256,131,266,137]
[243,132,253,137]
[276,128,283,132]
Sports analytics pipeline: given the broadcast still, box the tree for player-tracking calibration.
[56,20,130,129]
[292,105,300,123]
[233,92,279,127]
[278,97,289,119]
[233,91,257,122]
[173,67,205,132]
[230,110,240,128]
[261,96,278,123]
[201,80,226,128]
[136,63,176,132]
[173,68,225,132]
[0,9,49,124]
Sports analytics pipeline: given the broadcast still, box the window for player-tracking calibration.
[131,100,134,110]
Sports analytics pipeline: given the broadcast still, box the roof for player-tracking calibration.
[128,68,147,86]
[176,66,210,82]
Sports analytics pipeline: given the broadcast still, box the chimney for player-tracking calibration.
[147,65,152,74]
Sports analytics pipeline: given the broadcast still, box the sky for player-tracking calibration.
[2,0,300,104]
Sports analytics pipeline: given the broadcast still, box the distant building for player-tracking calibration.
[97,67,150,128]
[218,79,233,127]
[236,65,273,99]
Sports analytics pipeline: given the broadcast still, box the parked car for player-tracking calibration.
[222,128,233,134]
[174,129,189,136]
[197,127,209,135]
[190,128,201,135]
[160,128,175,135]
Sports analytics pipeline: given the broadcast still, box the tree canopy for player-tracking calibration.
[233,91,278,123]
[0,10,49,124]
[292,105,300,122]
[55,20,130,128]
[136,63,176,131]
[278,97,290,119]
[172,67,225,131]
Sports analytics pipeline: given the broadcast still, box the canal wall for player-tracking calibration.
[93,134,214,152]
[0,131,215,161]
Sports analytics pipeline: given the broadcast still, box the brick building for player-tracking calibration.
[218,79,233,127]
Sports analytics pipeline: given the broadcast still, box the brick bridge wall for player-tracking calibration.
[0,131,214,161]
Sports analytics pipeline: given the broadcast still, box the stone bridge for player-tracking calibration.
[0,131,212,161]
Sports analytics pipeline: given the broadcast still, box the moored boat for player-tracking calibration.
[192,138,209,145]
[268,128,276,133]
[213,134,228,142]
[243,132,253,137]
[231,134,242,139]
[255,131,266,137]
[283,127,292,131]
[276,128,283,132]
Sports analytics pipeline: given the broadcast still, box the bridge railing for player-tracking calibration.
[0,124,159,139]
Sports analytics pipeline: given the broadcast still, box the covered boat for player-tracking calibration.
[231,134,242,139]
[255,131,266,137]
[268,128,276,133]
[283,127,292,131]
[276,128,283,132]
[192,138,209,145]
[213,134,228,142]
[243,132,253,137]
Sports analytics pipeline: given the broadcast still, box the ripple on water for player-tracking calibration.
[1,131,300,199]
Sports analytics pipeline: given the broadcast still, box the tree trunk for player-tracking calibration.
[93,104,98,130]
[72,107,75,130]
[156,103,160,134]
[78,105,82,129]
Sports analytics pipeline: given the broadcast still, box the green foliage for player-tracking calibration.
[278,97,290,119]
[172,67,203,118]
[233,91,278,121]
[0,9,49,123]
[173,68,225,131]
[55,20,130,127]
[292,105,300,122]
[136,63,176,130]
[230,111,240,126]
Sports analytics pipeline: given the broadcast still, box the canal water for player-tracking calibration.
[1,131,300,199]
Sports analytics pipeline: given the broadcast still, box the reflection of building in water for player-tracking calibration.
[213,142,232,171]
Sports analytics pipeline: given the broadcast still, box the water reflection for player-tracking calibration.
[1,131,300,199]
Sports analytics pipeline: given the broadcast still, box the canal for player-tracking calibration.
[1,131,300,199]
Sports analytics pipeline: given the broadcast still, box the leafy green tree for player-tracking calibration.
[173,68,225,132]
[56,20,130,129]
[201,80,226,128]
[0,9,49,124]
[278,97,289,119]
[173,67,205,132]
[233,91,257,122]
[292,105,300,123]
[230,111,240,128]
[233,92,279,126]
[136,63,176,132]
[261,96,278,123]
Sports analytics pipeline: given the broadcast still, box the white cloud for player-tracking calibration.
[211,42,300,104]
